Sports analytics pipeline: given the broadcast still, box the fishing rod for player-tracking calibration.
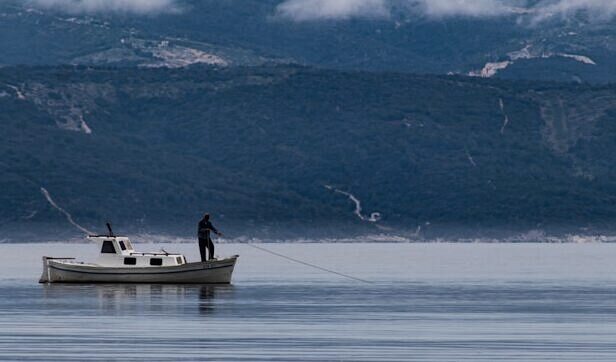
[239,241,373,284]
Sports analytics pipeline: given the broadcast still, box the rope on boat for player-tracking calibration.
[242,242,373,284]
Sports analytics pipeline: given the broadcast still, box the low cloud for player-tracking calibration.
[276,0,389,21]
[532,0,616,22]
[28,0,180,15]
[416,0,518,18]
[275,0,616,22]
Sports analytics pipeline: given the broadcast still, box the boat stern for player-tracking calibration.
[39,256,50,283]
[39,257,75,283]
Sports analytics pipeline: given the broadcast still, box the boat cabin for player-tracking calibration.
[88,236,186,267]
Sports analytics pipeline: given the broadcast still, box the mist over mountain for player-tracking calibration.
[2,64,616,241]
[1,0,616,82]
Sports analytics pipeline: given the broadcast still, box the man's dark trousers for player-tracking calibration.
[199,237,215,261]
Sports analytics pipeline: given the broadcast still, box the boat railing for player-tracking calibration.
[129,252,172,256]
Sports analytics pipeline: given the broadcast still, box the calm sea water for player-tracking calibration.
[2,242,616,361]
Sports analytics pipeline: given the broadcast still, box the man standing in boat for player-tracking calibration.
[198,213,222,261]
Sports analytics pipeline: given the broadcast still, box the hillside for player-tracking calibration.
[1,64,616,240]
[1,0,615,83]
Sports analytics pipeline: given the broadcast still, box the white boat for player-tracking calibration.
[39,230,238,284]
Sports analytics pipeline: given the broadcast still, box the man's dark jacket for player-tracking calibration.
[198,219,218,239]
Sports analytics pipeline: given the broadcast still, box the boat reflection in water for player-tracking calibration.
[198,285,220,315]
[41,283,234,316]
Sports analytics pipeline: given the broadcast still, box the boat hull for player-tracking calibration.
[39,256,238,284]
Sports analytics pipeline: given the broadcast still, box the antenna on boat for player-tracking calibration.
[106,222,115,237]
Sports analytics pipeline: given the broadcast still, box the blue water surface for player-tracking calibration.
[2,242,616,361]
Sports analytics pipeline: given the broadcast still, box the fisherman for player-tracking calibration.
[198,213,222,262]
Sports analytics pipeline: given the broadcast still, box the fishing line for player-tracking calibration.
[241,242,373,284]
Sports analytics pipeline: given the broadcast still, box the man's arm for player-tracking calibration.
[209,223,222,236]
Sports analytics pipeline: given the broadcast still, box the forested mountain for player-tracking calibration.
[3,1,616,240]
[2,64,616,240]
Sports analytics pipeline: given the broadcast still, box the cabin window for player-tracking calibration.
[101,240,116,254]
[176,257,183,265]
[150,258,163,266]
[119,241,126,251]
[125,240,133,250]
[124,257,136,265]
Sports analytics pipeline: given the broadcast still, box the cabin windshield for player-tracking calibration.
[101,240,116,254]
